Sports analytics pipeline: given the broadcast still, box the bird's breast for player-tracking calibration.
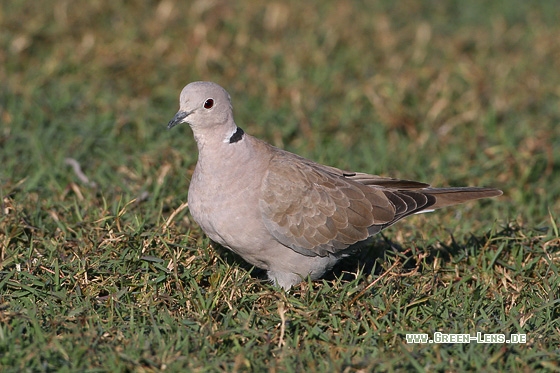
[187,158,268,251]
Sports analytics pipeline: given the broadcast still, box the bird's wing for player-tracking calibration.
[259,155,434,256]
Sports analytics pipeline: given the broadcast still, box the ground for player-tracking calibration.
[1,0,559,371]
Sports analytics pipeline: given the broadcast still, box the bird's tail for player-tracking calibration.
[422,187,502,210]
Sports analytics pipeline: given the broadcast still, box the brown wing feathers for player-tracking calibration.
[260,154,501,257]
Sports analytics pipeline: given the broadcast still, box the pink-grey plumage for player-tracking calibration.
[168,81,502,289]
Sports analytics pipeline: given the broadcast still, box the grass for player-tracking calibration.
[1,0,559,371]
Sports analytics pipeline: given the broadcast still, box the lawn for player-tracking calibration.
[1,0,559,371]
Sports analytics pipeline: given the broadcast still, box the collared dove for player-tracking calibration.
[167,81,502,290]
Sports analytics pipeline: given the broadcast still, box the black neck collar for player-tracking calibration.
[229,127,244,143]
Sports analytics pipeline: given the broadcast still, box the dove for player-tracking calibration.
[167,81,502,290]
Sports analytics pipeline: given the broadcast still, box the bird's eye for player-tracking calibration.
[204,99,214,109]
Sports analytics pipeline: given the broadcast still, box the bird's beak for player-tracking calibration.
[167,110,189,129]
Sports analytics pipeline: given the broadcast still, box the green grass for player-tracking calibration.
[1,0,559,371]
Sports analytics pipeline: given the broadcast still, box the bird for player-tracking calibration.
[167,81,502,290]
